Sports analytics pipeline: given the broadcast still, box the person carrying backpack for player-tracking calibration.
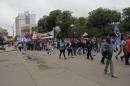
[104,37,117,78]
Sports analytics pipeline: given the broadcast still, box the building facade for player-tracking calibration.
[15,11,36,36]
[0,27,8,38]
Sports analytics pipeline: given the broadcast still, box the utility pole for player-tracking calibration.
[12,21,15,38]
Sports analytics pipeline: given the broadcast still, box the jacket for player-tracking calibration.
[125,39,130,53]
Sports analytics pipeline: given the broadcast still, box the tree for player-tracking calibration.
[87,8,121,35]
[37,16,49,32]
[32,26,38,32]
[121,7,130,32]
[49,10,62,28]
[56,11,74,38]
[70,17,88,37]
[37,10,62,33]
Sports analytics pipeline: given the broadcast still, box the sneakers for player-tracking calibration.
[104,71,117,78]
[111,74,117,78]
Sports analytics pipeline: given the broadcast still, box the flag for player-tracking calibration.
[115,36,121,46]
[114,25,120,37]
[113,25,121,50]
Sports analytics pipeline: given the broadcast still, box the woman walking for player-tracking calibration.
[59,40,67,60]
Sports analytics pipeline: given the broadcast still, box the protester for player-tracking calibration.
[59,40,67,59]
[100,38,107,64]
[72,40,79,56]
[104,37,117,78]
[85,38,93,60]
[124,36,130,65]
[18,42,22,51]
[47,41,52,55]
[66,41,73,57]
[115,33,124,60]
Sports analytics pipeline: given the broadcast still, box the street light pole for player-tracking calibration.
[12,21,16,38]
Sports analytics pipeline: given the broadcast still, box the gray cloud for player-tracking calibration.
[0,0,130,35]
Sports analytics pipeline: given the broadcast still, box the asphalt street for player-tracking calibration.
[0,48,130,86]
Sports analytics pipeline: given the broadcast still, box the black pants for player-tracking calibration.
[82,45,85,54]
[101,51,107,63]
[18,47,22,51]
[73,48,77,56]
[67,49,73,56]
[125,52,130,64]
[59,50,66,59]
[87,49,93,59]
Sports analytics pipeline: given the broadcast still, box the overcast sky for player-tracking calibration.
[0,0,130,36]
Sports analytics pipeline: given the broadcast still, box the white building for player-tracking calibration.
[15,11,36,36]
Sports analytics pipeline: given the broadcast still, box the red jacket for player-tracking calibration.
[125,39,130,53]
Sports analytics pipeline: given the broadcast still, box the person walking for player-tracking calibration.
[100,38,107,64]
[104,38,117,78]
[47,42,52,55]
[59,40,67,60]
[18,42,22,52]
[73,40,79,56]
[124,36,130,65]
[115,34,124,60]
[66,41,73,57]
[85,38,93,60]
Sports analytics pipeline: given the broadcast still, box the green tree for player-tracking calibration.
[121,7,130,32]
[70,17,88,37]
[37,10,62,33]
[56,11,74,38]
[87,8,121,35]
[49,10,62,28]
[37,16,49,32]
[32,26,38,32]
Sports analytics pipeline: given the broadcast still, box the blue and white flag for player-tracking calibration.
[113,25,121,50]
[114,25,120,37]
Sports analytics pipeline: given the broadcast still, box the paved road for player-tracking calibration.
[0,49,130,86]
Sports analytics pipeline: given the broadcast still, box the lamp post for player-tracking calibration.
[70,24,75,39]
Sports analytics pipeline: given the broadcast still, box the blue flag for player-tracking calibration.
[114,25,120,37]
[113,25,121,51]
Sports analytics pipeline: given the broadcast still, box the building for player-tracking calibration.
[15,11,36,36]
[0,27,8,38]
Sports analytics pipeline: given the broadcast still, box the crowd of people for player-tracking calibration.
[14,33,130,78]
